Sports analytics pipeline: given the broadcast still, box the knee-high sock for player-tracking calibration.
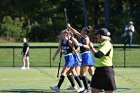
[79,75,82,80]
[57,75,65,88]
[81,76,88,89]
[67,75,75,87]
[74,76,83,87]
[85,76,91,84]
[79,75,90,83]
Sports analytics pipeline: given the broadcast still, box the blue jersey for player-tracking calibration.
[61,39,73,55]
[61,39,74,67]
[73,53,81,66]
[69,36,81,66]
[80,36,95,66]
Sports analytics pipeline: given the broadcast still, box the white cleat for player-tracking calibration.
[77,87,85,92]
[21,66,27,70]
[26,67,30,70]
[79,89,91,93]
[50,86,60,92]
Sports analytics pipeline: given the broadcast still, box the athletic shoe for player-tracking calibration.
[88,83,91,88]
[79,89,91,93]
[50,86,60,92]
[26,67,30,69]
[99,89,104,92]
[67,86,78,91]
[21,66,26,70]
[77,87,85,92]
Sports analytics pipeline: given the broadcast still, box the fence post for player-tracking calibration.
[123,46,126,68]
[13,48,15,67]
[50,48,51,67]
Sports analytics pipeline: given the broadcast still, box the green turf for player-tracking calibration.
[0,46,140,67]
[0,42,140,67]
[0,67,139,93]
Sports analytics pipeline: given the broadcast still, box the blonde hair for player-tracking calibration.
[61,29,69,36]
[69,31,74,37]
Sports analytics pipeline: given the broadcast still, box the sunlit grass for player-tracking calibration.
[0,67,139,93]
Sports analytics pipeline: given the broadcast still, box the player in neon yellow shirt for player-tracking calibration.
[95,40,113,67]
[90,28,116,93]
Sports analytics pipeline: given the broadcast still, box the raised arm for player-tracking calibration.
[67,24,81,38]
[70,37,80,52]
[81,36,91,50]
[89,42,97,55]
[90,42,106,58]
[69,40,81,62]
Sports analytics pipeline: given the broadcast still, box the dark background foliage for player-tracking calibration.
[0,0,139,44]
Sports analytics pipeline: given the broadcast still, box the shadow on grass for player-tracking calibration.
[0,89,77,93]
[0,89,55,93]
[0,88,132,93]
[116,88,132,92]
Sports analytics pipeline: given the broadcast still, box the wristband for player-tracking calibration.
[78,43,83,47]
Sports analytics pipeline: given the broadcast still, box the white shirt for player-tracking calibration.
[125,25,135,32]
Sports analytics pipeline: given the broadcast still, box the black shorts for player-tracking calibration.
[90,66,116,91]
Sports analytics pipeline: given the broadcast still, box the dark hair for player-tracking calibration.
[85,26,93,33]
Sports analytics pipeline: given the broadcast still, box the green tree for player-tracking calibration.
[0,16,25,38]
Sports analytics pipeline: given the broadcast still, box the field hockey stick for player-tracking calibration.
[57,47,62,78]
[64,8,68,25]
[75,51,82,62]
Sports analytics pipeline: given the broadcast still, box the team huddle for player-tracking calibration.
[50,24,116,93]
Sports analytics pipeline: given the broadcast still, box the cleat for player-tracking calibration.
[26,67,30,69]
[50,86,60,92]
[79,89,91,93]
[67,86,78,90]
[21,66,26,70]
[99,89,104,92]
[77,87,85,92]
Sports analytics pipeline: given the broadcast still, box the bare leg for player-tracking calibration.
[80,65,88,76]
[21,56,26,69]
[61,66,71,76]
[88,66,95,76]
[26,56,30,69]
[75,66,80,76]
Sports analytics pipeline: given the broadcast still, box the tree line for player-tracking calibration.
[0,0,139,43]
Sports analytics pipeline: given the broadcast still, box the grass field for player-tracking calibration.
[0,67,140,93]
[0,42,140,93]
[0,42,140,67]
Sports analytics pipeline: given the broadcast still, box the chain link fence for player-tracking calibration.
[0,46,140,67]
